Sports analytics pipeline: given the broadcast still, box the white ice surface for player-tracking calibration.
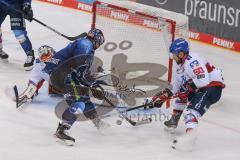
[0,1,240,160]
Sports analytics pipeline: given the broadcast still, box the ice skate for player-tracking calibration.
[54,123,75,146]
[24,50,35,71]
[0,49,8,62]
[164,110,183,129]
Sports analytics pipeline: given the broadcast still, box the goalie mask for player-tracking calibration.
[87,28,105,49]
[38,45,55,62]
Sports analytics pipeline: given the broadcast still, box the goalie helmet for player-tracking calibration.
[38,45,55,62]
[169,38,189,55]
[87,28,105,49]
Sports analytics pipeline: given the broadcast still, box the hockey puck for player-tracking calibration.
[116,120,122,125]
[173,139,178,143]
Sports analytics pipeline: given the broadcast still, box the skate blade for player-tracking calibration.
[1,59,9,63]
[54,134,75,146]
[24,66,34,71]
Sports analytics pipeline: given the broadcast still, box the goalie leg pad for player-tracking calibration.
[20,82,37,99]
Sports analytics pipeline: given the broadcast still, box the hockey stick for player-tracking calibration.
[122,91,189,113]
[13,85,28,108]
[0,1,87,41]
[32,18,87,41]
[96,85,152,126]
[66,77,152,126]
[113,92,188,125]
[66,78,147,126]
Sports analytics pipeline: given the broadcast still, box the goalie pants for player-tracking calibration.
[0,4,32,54]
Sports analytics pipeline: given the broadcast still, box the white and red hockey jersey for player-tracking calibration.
[171,52,225,94]
[28,58,49,90]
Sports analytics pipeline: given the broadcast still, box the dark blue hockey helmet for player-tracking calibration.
[87,28,105,49]
[169,38,189,55]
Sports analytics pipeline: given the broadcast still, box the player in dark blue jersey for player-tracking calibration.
[42,32,97,75]
[0,0,34,70]
[37,28,107,145]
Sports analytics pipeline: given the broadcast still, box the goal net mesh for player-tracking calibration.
[91,0,188,106]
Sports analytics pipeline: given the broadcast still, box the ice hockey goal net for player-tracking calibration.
[91,0,188,98]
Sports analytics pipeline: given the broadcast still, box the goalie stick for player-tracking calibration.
[13,85,28,108]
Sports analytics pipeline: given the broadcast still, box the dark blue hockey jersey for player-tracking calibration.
[43,38,95,74]
[0,0,31,9]
[0,0,31,5]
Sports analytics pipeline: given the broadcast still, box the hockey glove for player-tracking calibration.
[65,65,90,85]
[89,82,105,100]
[151,88,173,108]
[181,79,197,93]
[143,98,154,110]
[23,2,33,22]
[91,88,105,100]
[64,71,79,86]
[152,88,173,108]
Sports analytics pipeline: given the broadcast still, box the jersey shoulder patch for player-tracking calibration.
[35,58,41,64]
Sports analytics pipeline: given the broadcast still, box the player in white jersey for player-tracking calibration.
[148,38,225,149]
[17,45,54,101]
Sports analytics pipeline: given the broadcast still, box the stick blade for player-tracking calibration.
[132,118,152,126]
[13,85,19,108]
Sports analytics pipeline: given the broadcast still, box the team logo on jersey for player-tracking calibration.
[155,0,168,5]
[190,60,199,68]
[47,58,60,65]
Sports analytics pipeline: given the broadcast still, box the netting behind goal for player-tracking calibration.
[91,0,188,101]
